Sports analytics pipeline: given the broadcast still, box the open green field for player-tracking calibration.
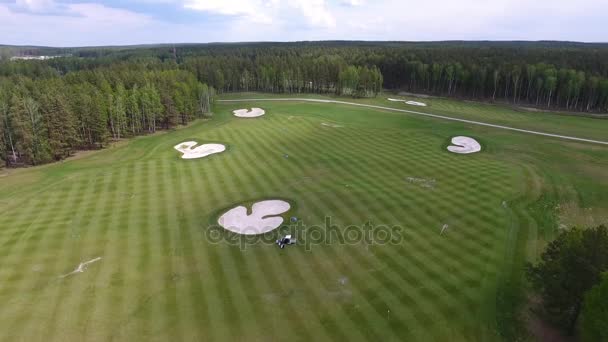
[0,95,607,341]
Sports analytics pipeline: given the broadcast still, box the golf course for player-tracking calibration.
[0,93,607,341]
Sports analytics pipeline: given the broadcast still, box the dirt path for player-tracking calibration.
[219,98,608,146]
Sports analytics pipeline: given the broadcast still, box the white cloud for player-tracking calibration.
[183,0,256,15]
[15,0,55,12]
[289,0,335,28]
[0,2,154,46]
[341,0,363,6]
[0,0,607,46]
[182,0,335,28]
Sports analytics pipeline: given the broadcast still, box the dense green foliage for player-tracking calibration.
[3,41,608,112]
[0,65,215,166]
[581,273,608,341]
[527,225,608,334]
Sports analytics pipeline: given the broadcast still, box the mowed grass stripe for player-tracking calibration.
[2,176,85,340]
[48,171,115,339]
[356,163,508,334]
[72,170,122,338]
[129,160,153,338]
[112,162,136,338]
[336,133,498,314]
[295,179,418,340]
[218,121,312,339]
[167,158,193,339]
[168,158,197,340]
[212,127,280,338]
[240,118,362,341]
[284,112,422,333]
[108,161,149,340]
[244,115,380,340]
[225,117,342,340]
[276,119,403,340]
[346,131,508,278]
[148,158,183,341]
[0,191,57,276]
[20,179,93,339]
[207,123,254,340]
[181,159,217,337]
[221,119,329,339]
[39,176,100,341]
[198,149,243,341]
[297,152,426,339]
[300,114,498,336]
[81,165,130,340]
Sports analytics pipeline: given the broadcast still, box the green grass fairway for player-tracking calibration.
[1,96,607,341]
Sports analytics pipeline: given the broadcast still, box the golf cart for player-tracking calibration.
[276,235,296,249]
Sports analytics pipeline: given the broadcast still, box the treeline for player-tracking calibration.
[179,42,608,112]
[182,54,382,97]
[376,59,608,112]
[3,42,608,112]
[0,65,215,167]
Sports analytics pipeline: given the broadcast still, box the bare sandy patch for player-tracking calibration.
[321,122,343,128]
[233,108,266,118]
[447,136,481,154]
[60,257,102,278]
[218,200,291,235]
[174,141,226,159]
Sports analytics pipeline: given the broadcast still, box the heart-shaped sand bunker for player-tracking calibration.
[174,141,226,159]
[233,108,266,118]
[218,200,291,235]
[447,136,481,154]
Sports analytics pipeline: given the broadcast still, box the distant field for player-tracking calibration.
[0,95,607,341]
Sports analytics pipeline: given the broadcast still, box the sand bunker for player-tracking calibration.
[174,141,226,159]
[387,98,427,107]
[60,257,102,278]
[447,136,481,154]
[233,108,266,118]
[218,200,290,235]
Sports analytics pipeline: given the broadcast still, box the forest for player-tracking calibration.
[0,65,215,167]
[1,41,608,167]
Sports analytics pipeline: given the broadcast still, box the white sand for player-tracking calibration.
[233,108,266,118]
[387,98,427,106]
[447,136,481,154]
[174,141,226,159]
[60,257,102,278]
[218,200,291,235]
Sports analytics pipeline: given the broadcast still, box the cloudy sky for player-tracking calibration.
[1,0,606,46]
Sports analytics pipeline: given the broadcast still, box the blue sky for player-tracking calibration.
[1,0,606,46]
